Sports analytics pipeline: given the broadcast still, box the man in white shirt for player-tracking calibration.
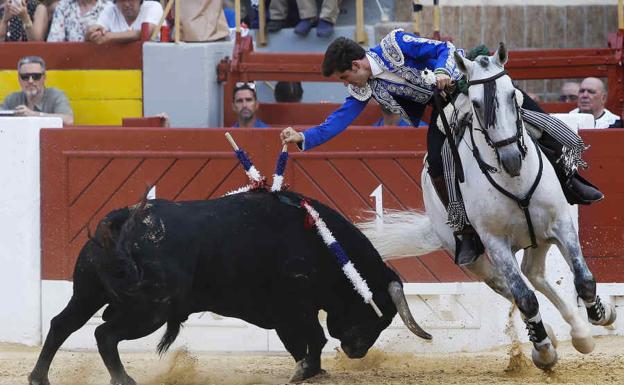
[570,77,622,128]
[85,0,163,44]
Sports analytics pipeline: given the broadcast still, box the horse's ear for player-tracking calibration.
[493,42,508,67]
[454,51,472,75]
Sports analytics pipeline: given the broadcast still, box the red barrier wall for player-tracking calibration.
[40,127,624,283]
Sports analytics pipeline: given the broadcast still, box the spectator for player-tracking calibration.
[179,0,228,42]
[373,105,410,127]
[274,81,303,103]
[232,82,269,128]
[266,0,300,32]
[47,0,108,42]
[85,0,163,44]
[268,0,340,38]
[1,56,74,125]
[32,0,59,40]
[570,77,622,128]
[0,0,37,41]
[559,81,579,103]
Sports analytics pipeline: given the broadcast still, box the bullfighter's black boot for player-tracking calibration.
[537,131,604,205]
[431,176,482,265]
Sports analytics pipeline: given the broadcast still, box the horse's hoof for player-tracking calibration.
[570,325,595,354]
[28,373,50,385]
[531,341,558,371]
[598,303,617,327]
[289,358,325,383]
[588,299,617,327]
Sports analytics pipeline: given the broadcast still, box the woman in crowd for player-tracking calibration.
[0,0,38,41]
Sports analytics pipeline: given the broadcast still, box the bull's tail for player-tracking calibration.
[157,320,183,355]
[357,210,442,260]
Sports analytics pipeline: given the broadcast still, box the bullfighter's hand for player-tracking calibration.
[280,127,303,145]
[435,73,452,90]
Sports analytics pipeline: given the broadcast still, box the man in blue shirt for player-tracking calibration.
[232,82,269,128]
[280,30,603,265]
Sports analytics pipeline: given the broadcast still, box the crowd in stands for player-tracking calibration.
[0,0,163,43]
[0,1,622,130]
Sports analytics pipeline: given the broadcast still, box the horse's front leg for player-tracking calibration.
[484,236,558,371]
[521,243,594,354]
[553,222,616,327]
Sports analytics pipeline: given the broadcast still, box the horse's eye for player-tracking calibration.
[472,101,480,110]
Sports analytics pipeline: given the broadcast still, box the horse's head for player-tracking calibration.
[454,43,526,177]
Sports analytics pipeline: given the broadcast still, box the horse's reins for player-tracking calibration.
[467,70,542,249]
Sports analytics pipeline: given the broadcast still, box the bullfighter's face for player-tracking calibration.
[333,59,371,88]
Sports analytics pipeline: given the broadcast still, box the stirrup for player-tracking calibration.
[453,227,484,266]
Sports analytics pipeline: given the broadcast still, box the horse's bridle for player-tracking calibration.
[468,70,526,157]
[467,69,542,249]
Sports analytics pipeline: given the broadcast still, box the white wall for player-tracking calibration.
[0,117,62,346]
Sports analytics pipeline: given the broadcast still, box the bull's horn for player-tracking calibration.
[388,281,432,340]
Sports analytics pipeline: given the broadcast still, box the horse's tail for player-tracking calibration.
[357,210,443,260]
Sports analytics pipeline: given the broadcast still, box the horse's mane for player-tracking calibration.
[481,59,498,130]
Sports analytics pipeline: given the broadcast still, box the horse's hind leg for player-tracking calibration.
[521,243,594,354]
[95,303,168,385]
[29,294,106,385]
[553,222,616,327]
[483,237,558,371]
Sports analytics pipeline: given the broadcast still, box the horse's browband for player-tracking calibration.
[468,70,508,86]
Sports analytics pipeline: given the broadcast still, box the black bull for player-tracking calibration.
[29,190,431,385]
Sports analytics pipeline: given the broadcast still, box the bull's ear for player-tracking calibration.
[454,51,473,75]
[493,42,508,67]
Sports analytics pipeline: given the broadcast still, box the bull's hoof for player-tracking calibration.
[289,358,325,383]
[531,340,558,371]
[28,373,50,385]
[110,375,137,385]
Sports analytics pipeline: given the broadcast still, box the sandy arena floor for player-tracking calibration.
[1,336,623,385]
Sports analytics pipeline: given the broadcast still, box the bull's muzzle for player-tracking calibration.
[388,281,432,340]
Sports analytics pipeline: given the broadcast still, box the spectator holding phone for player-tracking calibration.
[1,56,74,125]
[0,0,37,41]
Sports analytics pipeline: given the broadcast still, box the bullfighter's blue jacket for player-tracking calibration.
[301,29,465,150]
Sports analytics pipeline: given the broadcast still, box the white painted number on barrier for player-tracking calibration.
[369,184,383,227]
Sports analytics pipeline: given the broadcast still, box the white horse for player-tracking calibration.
[360,43,616,370]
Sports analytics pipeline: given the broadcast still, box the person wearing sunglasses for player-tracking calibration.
[559,81,579,103]
[569,77,622,129]
[1,56,74,125]
[231,82,269,128]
